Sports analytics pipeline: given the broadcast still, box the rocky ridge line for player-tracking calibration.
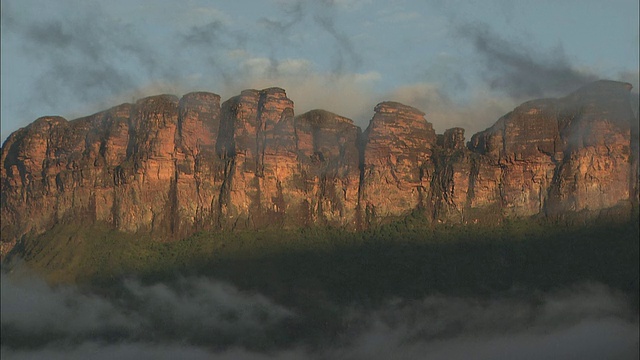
[1,80,637,256]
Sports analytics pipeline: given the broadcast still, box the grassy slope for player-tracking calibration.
[6,211,638,308]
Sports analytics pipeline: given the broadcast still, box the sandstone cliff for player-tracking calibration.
[1,80,637,256]
[360,102,436,224]
[469,80,637,220]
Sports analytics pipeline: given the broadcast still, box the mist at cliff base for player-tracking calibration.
[1,268,638,360]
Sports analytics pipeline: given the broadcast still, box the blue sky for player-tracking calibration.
[1,0,638,143]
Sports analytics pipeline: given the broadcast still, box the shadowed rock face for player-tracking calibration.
[294,109,361,227]
[1,81,637,255]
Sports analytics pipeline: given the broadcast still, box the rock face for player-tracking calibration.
[360,102,436,223]
[1,80,637,256]
[217,88,298,229]
[293,109,361,227]
[469,80,637,219]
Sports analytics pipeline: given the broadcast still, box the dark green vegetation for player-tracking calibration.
[4,210,639,350]
[7,209,639,303]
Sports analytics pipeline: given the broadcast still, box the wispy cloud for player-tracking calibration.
[383,82,518,134]
[1,0,174,122]
[2,269,637,360]
[454,22,599,99]
[1,0,636,145]
[0,0,371,145]
[218,58,381,127]
[1,271,292,352]
[259,0,305,34]
[265,0,365,74]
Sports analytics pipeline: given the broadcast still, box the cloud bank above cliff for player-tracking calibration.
[1,270,638,360]
[1,0,638,142]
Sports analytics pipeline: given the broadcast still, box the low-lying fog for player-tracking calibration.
[2,267,638,360]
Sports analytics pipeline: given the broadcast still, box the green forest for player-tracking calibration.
[7,209,639,306]
[2,208,638,351]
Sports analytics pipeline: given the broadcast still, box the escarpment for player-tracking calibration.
[1,80,637,256]
[359,102,437,224]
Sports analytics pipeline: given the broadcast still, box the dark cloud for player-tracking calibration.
[261,0,363,74]
[455,22,599,99]
[182,20,228,46]
[258,0,305,34]
[1,1,168,118]
[314,13,362,74]
[181,15,248,51]
[180,20,248,88]
[1,0,635,145]
[0,0,16,30]
[2,268,637,360]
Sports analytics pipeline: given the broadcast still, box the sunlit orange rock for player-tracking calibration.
[1,81,636,257]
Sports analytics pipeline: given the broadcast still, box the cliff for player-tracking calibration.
[1,80,637,256]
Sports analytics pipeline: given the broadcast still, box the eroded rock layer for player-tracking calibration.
[360,102,437,223]
[1,80,637,255]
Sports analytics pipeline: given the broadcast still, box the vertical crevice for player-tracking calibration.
[217,156,235,228]
[355,127,367,230]
[216,97,239,229]
[466,155,479,218]
[255,92,267,178]
[169,162,179,236]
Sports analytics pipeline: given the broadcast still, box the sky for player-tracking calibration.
[1,0,638,144]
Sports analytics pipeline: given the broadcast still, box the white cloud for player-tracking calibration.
[384,82,518,135]
[242,57,274,77]
[276,58,313,75]
[2,271,637,360]
[353,71,382,83]
[221,70,380,127]
[209,52,382,126]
